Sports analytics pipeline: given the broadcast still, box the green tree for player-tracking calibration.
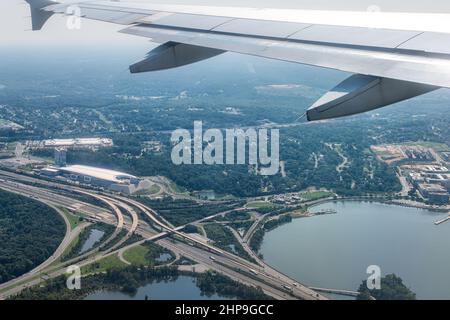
[357,274,416,300]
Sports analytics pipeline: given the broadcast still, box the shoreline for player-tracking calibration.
[257,199,450,300]
[307,197,449,213]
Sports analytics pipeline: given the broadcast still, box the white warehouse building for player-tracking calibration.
[58,165,141,194]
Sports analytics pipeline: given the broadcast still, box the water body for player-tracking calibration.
[79,229,105,254]
[85,276,227,300]
[155,253,173,263]
[260,201,450,299]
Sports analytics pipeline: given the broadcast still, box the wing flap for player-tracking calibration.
[398,32,450,54]
[144,13,232,31]
[120,24,450,88]
[130,42,225,73]
[307,74,437,121]
[78,7,149,25]
[288,25,421,48]
[213,19,311,38]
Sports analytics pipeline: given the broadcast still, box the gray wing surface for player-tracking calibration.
[26,0,450,121]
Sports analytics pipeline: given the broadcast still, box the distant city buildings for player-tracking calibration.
[25,137,113,167]
[407,165,450,205]
[27,137,113,150]
[142,140,163,153]
[372,144,436,165]
[372,143,450,206]
[417,184,449,205]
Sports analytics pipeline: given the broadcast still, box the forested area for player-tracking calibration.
[196,271,271,300]
[63,117,407,198]
[0,190,66,283]
[203,223,254,262]
[3,50,450,200]
[136,197,244,226]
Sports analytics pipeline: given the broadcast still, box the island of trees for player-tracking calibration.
[357,274,416,300]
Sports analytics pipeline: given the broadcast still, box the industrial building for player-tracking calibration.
[407,165,450,205]
[41,138,113,149]
[417,183,449,205]
[41,165,141,194]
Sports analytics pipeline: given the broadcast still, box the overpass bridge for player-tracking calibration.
[309,287,359,297]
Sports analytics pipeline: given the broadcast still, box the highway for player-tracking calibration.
[116,196,326,300]
[158,239,293,300]
[0,175,110,218]
[243,212,269,243]
[0,170,326,300]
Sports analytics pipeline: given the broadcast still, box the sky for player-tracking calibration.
[2,0,450,47]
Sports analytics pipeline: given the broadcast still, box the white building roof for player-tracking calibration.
[43,138,113,147]
[41,167,60,173]
[60,165,137,183]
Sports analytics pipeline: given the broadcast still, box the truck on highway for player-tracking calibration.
[249,269,259,276]
[283,285,293,292]
[209,256,216,262]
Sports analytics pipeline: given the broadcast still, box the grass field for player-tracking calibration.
[81,254,126,274]
[246,201,281,209]
[60,208,82,230]
[122,245,151,266]
[134,184,161,196]
[59,234,81,262]
[169,181,189,195]
[301,191,333,201]
[122,243,174,266]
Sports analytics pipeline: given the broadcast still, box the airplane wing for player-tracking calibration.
[25,0,450,121]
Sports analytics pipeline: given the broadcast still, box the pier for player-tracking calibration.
[434,216,450,225]
[314,209,337,215]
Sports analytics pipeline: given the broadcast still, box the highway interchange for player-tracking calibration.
[0,168,327,300]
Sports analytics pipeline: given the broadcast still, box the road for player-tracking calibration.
[0,170,326,300]
[159,240,293,300]
[0,176,110,218]
[397,172,411,197]
[243,213,267,243]
[117,196,326,300]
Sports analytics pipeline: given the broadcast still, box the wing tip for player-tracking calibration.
[25,0,58,30]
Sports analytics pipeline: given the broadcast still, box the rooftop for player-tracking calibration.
[418,183,447,193]
[60,165,137,184]
[43,138,113,147]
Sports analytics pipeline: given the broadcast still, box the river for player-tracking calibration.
[260,201,450,300]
